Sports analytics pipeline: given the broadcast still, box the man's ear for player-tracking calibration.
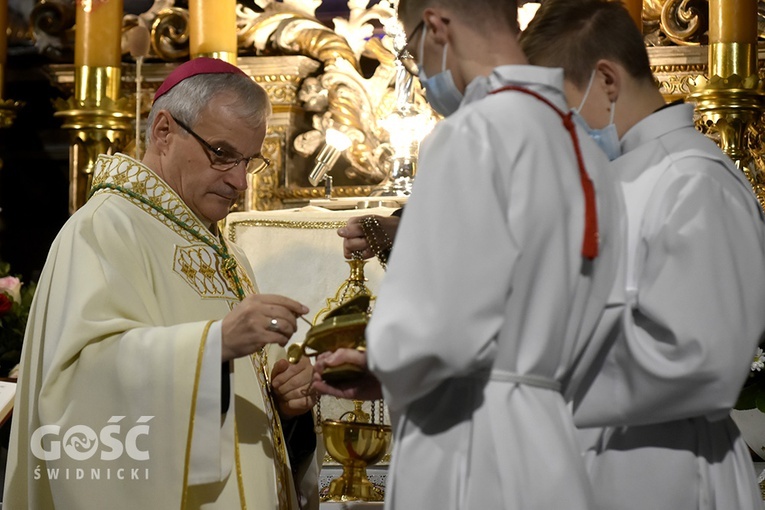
[150,110,173,151]
[595,59,622,103]
[423,7,450,45]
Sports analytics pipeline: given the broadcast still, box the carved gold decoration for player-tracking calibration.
[643,0,707,46]
[29,0,75,61]
[37,1,765,214]
[41,1,432,211]
[254,4,389,184]
[744,113,765,211]
[691,74,763,158]
[238,56,326,210]
[689,36,765,211]
[0,93,24,173]
[648,45,708,100]
[0,98,23,129]
[148,7,189,61]
[238,2,434,207]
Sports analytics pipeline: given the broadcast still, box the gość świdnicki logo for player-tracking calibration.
[31,416,153,482]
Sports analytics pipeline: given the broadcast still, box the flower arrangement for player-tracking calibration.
[0,261,36,377]
[735,347,765,413]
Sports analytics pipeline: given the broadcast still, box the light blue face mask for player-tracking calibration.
[417,25,463,117]
[572,70,621,161]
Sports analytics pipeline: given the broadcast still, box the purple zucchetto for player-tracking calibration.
[153,57,248,102]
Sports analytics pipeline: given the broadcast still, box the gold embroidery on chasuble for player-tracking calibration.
[89,154,256,300]
[253,347,293,510]
[172,245,255,300]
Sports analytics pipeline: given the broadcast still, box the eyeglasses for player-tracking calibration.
[398,21,425,76]
[171,115,271,174]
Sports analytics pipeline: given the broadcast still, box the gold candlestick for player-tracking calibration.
[708,0,758,79]
[56,0,133,213]
[689,0,765,211]
[55,67,134,214]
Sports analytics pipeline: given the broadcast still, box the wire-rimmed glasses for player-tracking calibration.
[171,115,271,174]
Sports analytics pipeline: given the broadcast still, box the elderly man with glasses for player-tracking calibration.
[3,58,320,510]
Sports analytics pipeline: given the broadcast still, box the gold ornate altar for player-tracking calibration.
[29,0,437,214]
[3,0,760,215]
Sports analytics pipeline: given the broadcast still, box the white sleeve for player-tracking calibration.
[367,122,510,412]
[574,169,765,427]
[188,320,234,484]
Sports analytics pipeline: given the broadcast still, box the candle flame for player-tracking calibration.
[78,0,111,14]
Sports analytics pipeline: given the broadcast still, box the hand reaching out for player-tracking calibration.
[311,348,383,401]
[271,356,317,419]
[338,214,400,261]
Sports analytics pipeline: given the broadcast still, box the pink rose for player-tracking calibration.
[0,276,22,304]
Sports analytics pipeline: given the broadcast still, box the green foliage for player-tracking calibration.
[735,346,765,414]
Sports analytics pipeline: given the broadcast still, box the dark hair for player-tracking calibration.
[398,0,518,34]
[519,0,653,87]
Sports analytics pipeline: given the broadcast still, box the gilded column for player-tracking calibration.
[188,0,237,64]
[56,0,133,213]
[689,0,765,210]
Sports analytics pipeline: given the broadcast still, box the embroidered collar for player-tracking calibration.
[90,153,248,300]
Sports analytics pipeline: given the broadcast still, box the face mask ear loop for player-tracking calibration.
[441,42,448,73]
[575,70,597,114]
[609,99,616,124]
[418,24,428,70]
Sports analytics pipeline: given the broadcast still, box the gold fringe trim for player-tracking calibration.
[226,219,348,243]
[235,423,247,510]
[180,320,214,509]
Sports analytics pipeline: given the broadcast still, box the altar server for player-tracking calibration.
[314,0,626,508]
[4,58,319,510]
[520,2,765,509]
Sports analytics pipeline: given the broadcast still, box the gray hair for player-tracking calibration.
[145,72,271,148]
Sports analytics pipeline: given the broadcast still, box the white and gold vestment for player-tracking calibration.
[3,154,314,510]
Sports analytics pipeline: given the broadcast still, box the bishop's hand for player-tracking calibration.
[271,357,317,418]
[221,294,309,362]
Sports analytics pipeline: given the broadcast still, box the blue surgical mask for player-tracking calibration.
[417,25,463,117]
[572,70,621,161]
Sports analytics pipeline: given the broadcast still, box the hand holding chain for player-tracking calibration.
[360,216,393,270]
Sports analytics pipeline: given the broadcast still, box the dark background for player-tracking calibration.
[0,0,379,284]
